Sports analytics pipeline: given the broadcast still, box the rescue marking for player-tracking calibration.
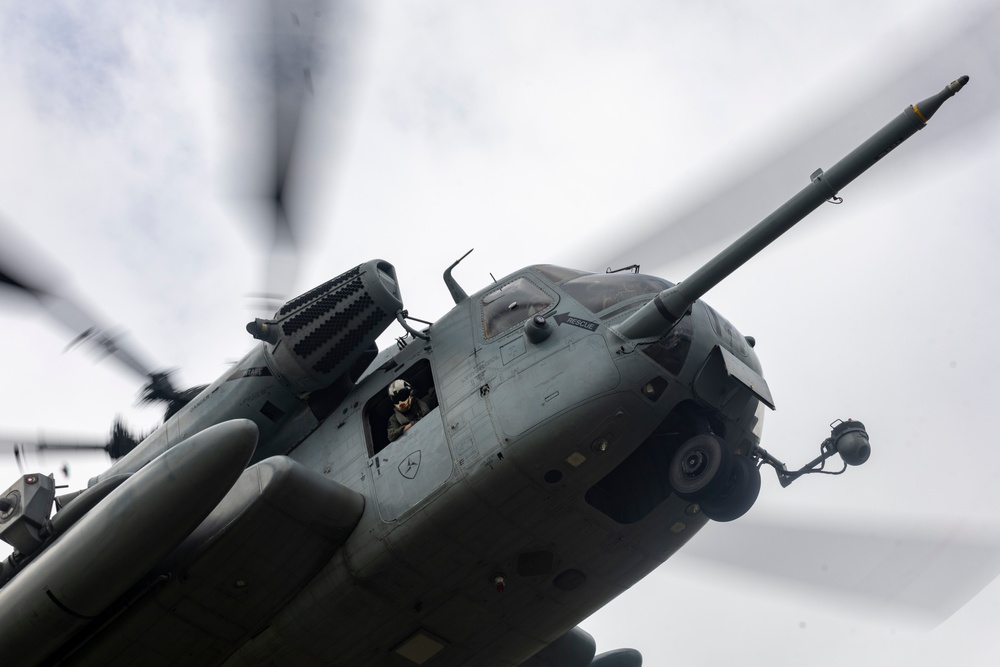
[553,313,598,332]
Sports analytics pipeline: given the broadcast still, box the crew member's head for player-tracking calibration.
[389,379,413,411]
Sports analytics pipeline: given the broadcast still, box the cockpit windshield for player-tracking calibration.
[533,265,592,283]
[562,273,672,315]
[482,277,554,338]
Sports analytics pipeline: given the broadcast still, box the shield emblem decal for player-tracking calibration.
[399,450,421,479]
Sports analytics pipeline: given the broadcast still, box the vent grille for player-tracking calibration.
[278,266,360,317]
[264,259,400,393]
[313,308,386,373]
[293,294,375,359]
[282,276,364,337]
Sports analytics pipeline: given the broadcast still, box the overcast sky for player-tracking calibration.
[1,1,999,665]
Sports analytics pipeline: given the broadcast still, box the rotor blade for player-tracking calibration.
[678,517,1000,625]
[1,223,189,417]
[1,418,144,462]
[581,5,1000,274]
[3,437,110,480]
[1,439,109,454]
[264,0,318,298]
[0,265,45,299]
[0,215,159,383]
[222,0,365,304]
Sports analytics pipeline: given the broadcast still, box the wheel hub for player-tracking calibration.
[681,450,709,478]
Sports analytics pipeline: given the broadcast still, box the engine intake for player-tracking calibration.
[247,260,403,393]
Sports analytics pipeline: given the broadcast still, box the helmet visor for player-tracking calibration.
[391,386,412,404]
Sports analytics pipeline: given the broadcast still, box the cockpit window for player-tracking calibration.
[482,277,553,338]
[533,265,592,284]
[562,273,672,314]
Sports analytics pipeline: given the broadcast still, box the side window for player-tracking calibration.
[481,277,553,338]
[365,359,437,457]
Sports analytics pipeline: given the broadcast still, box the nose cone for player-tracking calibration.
[911,75,969,123]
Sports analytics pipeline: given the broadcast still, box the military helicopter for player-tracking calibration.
[1,1,1000,667]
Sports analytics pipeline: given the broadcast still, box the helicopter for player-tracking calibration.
[2,2,1000,665]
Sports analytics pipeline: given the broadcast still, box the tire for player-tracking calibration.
[668,434,733,500]
[700,454,761,522]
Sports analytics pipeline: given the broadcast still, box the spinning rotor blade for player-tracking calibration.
[225,0,365,306]
[0,217,157,383]
[1,418,144,474]
[261,0,320,301]
[585,6,1000,274]
[0,218,193,418]
[680,518,1000,625]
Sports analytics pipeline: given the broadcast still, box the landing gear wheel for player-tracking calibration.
[669,434,733,500]
[700,455,761,522]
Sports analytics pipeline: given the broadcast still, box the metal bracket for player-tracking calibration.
[396,310,431,341]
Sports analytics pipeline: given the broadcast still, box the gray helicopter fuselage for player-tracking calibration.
[38,262,765,667]
[56,263,767,666]
[0,75,969,667]
[219,263,766,665]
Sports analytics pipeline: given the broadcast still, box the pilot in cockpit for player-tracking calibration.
[386,379,437,442]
